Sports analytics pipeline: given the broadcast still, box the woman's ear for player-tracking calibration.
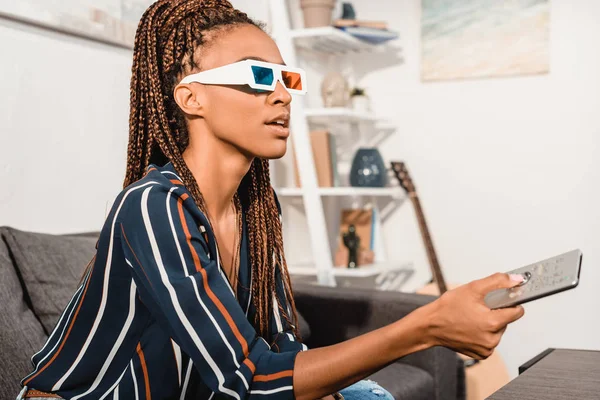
[173,84,205,117]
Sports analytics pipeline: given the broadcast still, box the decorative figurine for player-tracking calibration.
[321,71,350,107]
[342,224,360,268]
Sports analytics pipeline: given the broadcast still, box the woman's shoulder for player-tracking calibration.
[123,162,186,194]
[113,163,193,219]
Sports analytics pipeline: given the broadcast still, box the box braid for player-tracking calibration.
[123,0,300,339]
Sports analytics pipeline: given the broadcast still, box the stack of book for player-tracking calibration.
[333,19,399,44]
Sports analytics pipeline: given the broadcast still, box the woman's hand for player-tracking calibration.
[425,272,526,360]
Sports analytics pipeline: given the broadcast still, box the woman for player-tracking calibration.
[18,1,525,399]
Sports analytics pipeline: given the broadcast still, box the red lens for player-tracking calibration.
[281,71,303,90]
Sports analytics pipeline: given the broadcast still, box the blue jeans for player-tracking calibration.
[338,379,395,400]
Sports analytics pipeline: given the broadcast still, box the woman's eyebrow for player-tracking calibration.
[236,56,287,66]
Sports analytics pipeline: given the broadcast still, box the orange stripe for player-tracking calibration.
[170,179,183,185]
[254,370,294,382]
[137,343,152,400]
[180,193,189,201]
[24,262,96,385]
[176,197,250,356]
[243,358,256,374]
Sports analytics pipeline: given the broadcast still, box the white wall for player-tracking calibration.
[0,19,133,233]
[345,0,600,378]
[0,0,270,234]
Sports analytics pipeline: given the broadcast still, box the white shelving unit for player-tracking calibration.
[305,107,379,125]
[289,26,392,54]
[269,0,405,288]
[277,186,405,198]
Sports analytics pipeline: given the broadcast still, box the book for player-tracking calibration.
[333,19,388,30]
[336,26,399,44]
[328,133,340,187]
[293,130,335,188]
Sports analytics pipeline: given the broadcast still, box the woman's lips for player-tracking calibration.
[265,123,290,138]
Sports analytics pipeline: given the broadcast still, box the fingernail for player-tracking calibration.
[510,274,524,282]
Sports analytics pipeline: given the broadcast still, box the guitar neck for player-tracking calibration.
[409,193,448,294]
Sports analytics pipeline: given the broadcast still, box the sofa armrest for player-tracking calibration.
[292,283,436,346]
[293,283,463,400]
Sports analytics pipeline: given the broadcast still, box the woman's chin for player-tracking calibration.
[253,140,288,160]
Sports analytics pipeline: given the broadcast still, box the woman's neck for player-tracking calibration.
[182,134,253,222]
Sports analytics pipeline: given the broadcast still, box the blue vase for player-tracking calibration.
[349,148,387,187]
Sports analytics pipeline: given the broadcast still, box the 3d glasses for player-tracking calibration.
[179,59,307,95]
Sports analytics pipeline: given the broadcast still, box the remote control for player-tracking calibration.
[484,249,582,309]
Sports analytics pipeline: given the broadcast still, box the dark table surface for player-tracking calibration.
[488,349,600,400]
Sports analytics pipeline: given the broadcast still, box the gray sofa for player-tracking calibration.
[0,226,464,400]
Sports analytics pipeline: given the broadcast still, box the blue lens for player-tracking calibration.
[251,66,274,87]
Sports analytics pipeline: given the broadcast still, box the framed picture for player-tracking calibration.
[0,0,155,49]
[421,0,550,81]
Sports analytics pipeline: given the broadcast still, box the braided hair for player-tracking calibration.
[123,0,300,339]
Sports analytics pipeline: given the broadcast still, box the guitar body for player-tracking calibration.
[391,162,510,400]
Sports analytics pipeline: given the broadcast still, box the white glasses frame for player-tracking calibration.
[178,59,307,95]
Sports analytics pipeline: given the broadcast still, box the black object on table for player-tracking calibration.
[488,348,600,400]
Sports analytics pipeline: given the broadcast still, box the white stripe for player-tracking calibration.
[130,361,139,400]
[167,187,191,278]
[179,361,194,400]
[161,169,182,179]
[27,281,85,371]
[235,370,250,390]
[273,293,284,332]
[143,187,240,400]
[286,333,295,342]
[30,281,85,364]
[113,385,119,400]
[98,364,129,400]
[165,189,242,373]
[52,181,158,390]
[172,339,182,387]
[208,392,215,400]
[302,343,308,351]
[250,386,293,395]
[245,262,252,317]
[70,280,138,399]
[161,170,183,181]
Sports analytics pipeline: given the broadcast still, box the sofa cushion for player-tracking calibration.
[0,229,48,397]
[369,362,435,400]
[2,227,97,333]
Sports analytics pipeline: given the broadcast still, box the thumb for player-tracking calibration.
[492,305,526,327]
[473,272,524,296]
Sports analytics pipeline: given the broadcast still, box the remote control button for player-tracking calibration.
[516,271,532,287]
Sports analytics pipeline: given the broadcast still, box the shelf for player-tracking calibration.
[288,261,412,278]
[289,27,391,54]
[305,108,378,125]
[276,187,404,198]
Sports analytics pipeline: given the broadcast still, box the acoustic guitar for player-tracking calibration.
[390,161,510,400]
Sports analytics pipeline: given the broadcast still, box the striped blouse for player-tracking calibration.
[20,162,307,399]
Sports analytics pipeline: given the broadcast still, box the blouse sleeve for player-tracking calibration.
[118,182,301,399]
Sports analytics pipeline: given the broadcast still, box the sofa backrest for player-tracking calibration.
[0,228,48,397]
[2,227,97,333]
[0,227,97,398]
